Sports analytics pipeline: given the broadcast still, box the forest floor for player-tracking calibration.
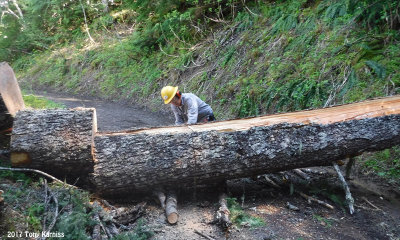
[2,91,400,240]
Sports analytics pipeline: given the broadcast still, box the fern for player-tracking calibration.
[339,69,358,98]
[365,60,386,79]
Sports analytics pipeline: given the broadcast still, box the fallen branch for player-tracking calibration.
[79,0,95,43]
[299,192,334,210]
[194,229,216,240]
[42,179,50,232]
[361,197,381,211]
[154,190,166,209]
[354,204,381,212]
[91,211,102,240]
[263,175,281,189]
[113,202,146,225]
[0,167,77,189]
[46,189,59,238]
[215,193,231,229]
[40,185,59,240]
[293,169,310,181]
[101,199,117,211]
[333,163,355,214]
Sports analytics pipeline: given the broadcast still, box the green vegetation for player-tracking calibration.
[3,0,398,116]
[23,94,65,109]
[360,146,400,182]
[226,197,265,228]
[313,214,333,228]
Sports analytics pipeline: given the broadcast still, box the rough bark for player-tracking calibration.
[93,114,400,196]
[10,108,97,178]
[0,62,25,130]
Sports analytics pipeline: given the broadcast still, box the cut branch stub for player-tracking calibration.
[10,108,97,178]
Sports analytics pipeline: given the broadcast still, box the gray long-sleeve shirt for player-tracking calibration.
[171,93,213,125]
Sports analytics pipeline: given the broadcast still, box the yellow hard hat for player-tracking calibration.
[161,86,178,104]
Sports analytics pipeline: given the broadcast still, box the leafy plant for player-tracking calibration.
[313,214,333,228]
[52,188,96,240]
[226,198,265,228]
[361,147,400,181]
[26,203,44,231]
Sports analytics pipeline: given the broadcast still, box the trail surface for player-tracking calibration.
[33,91,174,131]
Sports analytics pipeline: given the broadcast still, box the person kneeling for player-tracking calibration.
[161,86,216,125]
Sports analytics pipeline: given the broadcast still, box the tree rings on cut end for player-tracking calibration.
[167,212,178,225]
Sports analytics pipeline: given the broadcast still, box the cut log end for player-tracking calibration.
[10,152,31,166]
[165,192,178,224]
[167,213,178,224]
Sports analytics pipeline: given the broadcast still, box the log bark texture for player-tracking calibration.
[93,114,400,196]
[0,62,25,130]
[10,108,97,178]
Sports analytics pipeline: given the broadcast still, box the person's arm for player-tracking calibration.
[186,97,199,124]
[171,105,185,125]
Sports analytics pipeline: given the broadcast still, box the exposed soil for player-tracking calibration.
[5,91,400,240]
[29,90,174,131]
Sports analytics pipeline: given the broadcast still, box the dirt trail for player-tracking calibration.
[27,92,400,240]
[32,91,174,131]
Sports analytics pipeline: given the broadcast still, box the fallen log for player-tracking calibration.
[9,96,400,196]
[10,108,97,178]
[93,114,400,196]
[0,62,25,130]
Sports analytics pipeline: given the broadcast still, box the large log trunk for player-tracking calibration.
[8,95,400,196]
[92,96,400,196]
[10,108,97,179]
[0,62,25,131]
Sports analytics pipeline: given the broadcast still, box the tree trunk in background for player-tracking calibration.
[0,62,25,131]
[10,109,97,179]
[93,115,400,196]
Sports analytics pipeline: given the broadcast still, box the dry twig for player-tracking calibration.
[0,167,77,189]
[361,197,381,211]
[299,192,334,210]
[263,175,281,188]
[194,229,216,240]
[293,169,310,181]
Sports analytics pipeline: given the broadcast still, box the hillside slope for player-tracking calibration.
[8,0,400,120]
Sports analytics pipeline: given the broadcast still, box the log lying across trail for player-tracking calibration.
[9,96,400,196]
